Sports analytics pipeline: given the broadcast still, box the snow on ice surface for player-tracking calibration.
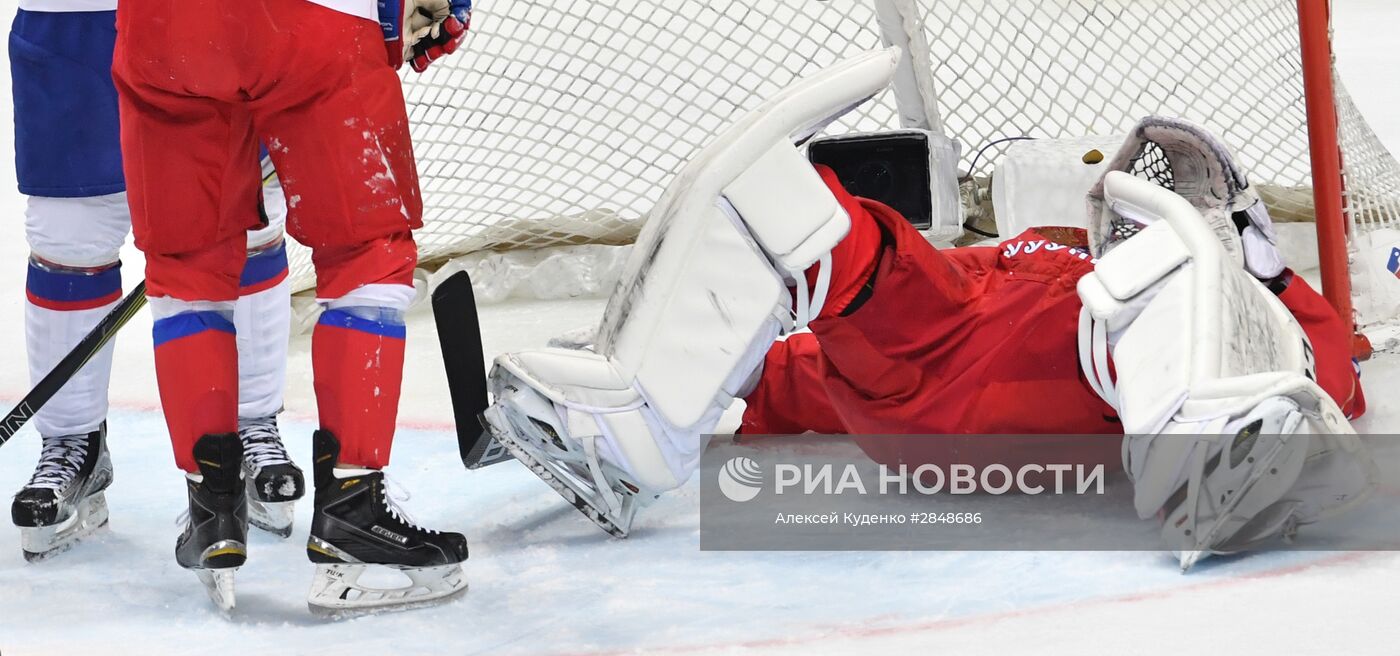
[2,1,1400,654]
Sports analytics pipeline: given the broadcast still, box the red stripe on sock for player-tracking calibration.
[26,289,122,311]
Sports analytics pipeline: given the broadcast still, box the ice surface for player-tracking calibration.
[1,2,1399,654]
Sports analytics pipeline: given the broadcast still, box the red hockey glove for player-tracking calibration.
[408,0,472,73]
[378,0,432,70]
[378,0,471,72]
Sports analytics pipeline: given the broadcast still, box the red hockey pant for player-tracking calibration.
[113,0,419,471]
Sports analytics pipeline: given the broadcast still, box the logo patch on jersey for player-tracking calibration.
[1387,247,1400,278]
[1002,239,1097,265]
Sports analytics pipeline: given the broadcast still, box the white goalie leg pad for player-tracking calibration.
[591,50,902,442]
[491,328,777,496]
[484,51,902,532]
[1078,172,1376,567]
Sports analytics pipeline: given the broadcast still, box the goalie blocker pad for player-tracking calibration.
[486,50,903,496]
[1077,172,1375,567]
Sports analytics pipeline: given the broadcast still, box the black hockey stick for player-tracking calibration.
[0,281,148,446]
[432,270,512,469]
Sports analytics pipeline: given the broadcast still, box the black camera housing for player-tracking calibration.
[808,131,934,230]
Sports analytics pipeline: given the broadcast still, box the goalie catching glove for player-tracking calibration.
[379,0,472,72]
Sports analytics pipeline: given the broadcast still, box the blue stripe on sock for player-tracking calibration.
[26,261,121,303]
[317,308,407,339]
[152,311,236,348]
[239,242,288,288]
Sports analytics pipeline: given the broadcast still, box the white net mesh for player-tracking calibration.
[283,0,1400,330]
[901,0,1400,330]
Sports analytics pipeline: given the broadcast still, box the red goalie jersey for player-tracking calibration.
[740,166,1365,473]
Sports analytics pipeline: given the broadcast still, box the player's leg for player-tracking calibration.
[253,5,464,613]
[233,156,302,538]
[1077,119,1377,569]
[738,333,850,436]
[114,19,263,607]
[8,8,125,561]
[482,51,897,536]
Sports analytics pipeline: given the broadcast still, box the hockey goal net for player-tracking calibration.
[284,0,1400,350]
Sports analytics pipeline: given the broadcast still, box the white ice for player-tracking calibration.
[2,1,1400,654]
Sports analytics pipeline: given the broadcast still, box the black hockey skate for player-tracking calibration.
[11,423,114,562]
[176,433,248,612]
[305,430,468,616]
[239,415,305,538]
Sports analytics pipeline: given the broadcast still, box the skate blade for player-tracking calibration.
[248,500,295,539]
[1178,549,1207,572]
[20,493,111,563]
[1176,435,1294,572]
[484,405,636,538]
[307,563,467,618]
[194,567,238,612]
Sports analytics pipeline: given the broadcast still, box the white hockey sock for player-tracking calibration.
[25,262,120,437]
[234,241,291,419]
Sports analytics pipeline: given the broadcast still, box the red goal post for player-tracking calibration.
[1298,0,1364,356]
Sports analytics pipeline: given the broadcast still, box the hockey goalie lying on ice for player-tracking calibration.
[478,49,1377,570]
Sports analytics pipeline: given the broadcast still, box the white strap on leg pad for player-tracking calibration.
[723,141,850,273]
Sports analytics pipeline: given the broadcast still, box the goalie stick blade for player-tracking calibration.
[432,271,512,470]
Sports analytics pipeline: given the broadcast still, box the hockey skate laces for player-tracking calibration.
[26,434,91,490]
[239,417,293,469]
[381,475,436,534]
